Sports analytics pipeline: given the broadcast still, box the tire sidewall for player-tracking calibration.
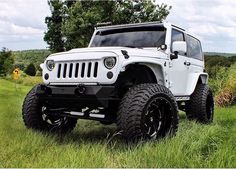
[187,84,214,123]
[117,83,179,142]
[22,85,77,133]
[141,92,178,138]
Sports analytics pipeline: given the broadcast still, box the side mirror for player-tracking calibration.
[170,51,178,60]
[172,41,187,55]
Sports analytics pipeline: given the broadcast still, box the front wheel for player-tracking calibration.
[186,84,214,123]
[22,85,77,133]
[117,83,179,142]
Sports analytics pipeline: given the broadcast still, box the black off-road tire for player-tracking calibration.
[22,85,77,133]
[100,121,114,125]
[117,83,179,142]
[186,84,214,123]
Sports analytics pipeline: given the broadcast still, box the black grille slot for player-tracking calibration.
[87,62,92,77]
[81,63,85,78]
[75,63,79,78]
[57,64,61,78]
[69,63,73,78]
[63,63,67,78]
[94,62,98,77]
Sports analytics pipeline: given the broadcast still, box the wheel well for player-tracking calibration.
[197,75,207,84]
[115,64,157,97]
[197,78,203,84]
[107,64,157,114]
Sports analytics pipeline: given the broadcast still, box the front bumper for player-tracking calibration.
[36,84,119,108]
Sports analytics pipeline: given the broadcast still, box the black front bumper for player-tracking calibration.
[36,84,119,108]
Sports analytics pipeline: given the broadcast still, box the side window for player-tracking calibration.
[171,29,185,55]
[172,29,184,42]
[186,35,203,60]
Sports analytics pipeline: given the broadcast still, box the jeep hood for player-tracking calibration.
[47,47,167,61]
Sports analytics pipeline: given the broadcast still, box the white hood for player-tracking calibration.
[47,47,168,61]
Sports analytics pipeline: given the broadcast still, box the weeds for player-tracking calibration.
[214,63,236,106]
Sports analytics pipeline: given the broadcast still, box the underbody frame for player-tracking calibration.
[36,84,119,122]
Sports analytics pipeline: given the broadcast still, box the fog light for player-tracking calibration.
[107,71,113,79]
[44,73,49,80]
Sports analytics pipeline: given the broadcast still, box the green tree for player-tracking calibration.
[0,48,14,76]
[62,0,171,50]
[44,0,65,52]
[3,57,14,75]
[44,0,171,50]
[14,63,25,71]
[24,63,36,76]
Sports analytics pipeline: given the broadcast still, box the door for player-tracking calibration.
[168,29,189,96]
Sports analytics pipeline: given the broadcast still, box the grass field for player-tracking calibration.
[0,78,236,167]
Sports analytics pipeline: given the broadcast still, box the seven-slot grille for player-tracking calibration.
[57,61,99,79]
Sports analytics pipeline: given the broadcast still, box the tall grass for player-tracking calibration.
[0,79,236,167]
[4,71,42,86]
[214,63,236,106]
[208,66,229,94]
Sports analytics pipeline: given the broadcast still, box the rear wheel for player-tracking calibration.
[186,84,214,123]
[22,85,77,133]
[117,83,179,142]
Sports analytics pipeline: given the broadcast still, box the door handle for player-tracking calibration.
[184,61,191,66]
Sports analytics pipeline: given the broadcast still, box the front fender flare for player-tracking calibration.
[120,58,167,86]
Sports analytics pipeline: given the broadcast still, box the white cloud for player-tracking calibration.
[0,0,50,29]
[158,0,236,53]
[0,21,43,35]
[0,0,50,50]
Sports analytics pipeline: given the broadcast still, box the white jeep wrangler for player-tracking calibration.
[22,22,214,141]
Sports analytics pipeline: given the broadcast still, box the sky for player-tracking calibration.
[0,0,236,53]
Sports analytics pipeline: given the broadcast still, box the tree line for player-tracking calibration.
[0,48,50,77]
[205,55,236,78]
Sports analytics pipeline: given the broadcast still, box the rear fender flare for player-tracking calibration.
[186,73,208,95]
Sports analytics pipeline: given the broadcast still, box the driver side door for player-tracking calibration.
[168,29,189,96]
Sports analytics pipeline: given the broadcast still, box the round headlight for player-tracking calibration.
[46,60,55,71]
[104,57,116,69]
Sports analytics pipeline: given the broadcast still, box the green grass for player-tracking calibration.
[5,75,43,86]
[0,79,236,168]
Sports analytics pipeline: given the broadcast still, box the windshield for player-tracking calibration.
[90,25,166,48]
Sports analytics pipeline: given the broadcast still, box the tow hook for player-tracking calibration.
[40,85,52,95]
[75,84,86,95]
